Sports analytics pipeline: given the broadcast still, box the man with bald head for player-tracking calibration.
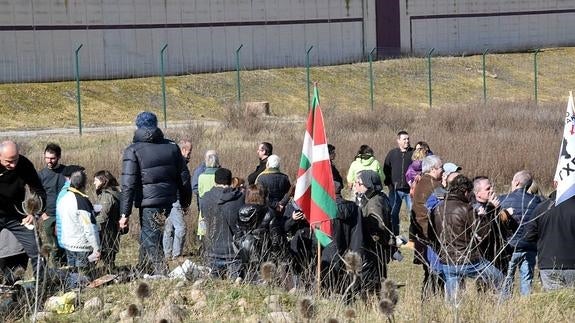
[499,170,542,298]
[0,141,47,275]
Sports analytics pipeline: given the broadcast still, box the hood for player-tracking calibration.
[133,127,164,143]
[217,187,244,205]
[103,187,120,200]
[356,155,376,166]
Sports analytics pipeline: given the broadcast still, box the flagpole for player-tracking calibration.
[316,226,322,297]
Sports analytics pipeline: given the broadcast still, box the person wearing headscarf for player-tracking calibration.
[352,170,393,295]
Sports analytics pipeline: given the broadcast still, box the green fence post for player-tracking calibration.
[482,48,489,105]
[368,47,377,111]
[533,49,540,105]
[235,44,244,108]
[74,44,83,136]
[306,45,314,111]
[427,48,435,108]
[160,44,168,128]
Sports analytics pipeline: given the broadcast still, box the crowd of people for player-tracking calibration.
[0,111,574,304]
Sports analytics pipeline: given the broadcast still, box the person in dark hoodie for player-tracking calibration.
[119,112,191,276]
[353,170,393,295]
[0,140,46,277]
[201,168,244,280]
[93,170,121,272]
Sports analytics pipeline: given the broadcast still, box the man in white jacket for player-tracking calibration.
[56,169,100,274]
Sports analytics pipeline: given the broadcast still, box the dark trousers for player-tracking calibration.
[138,207,170,275]
[0,217,42,275]
[42,216,67,266]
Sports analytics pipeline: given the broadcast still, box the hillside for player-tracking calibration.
[1,47,575,130]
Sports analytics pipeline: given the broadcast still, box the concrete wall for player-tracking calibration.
[0,0,377,82]
[399,0,575,55]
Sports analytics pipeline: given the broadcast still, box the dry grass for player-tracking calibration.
[2,47,575,130]
[2,50,573,321]
[3,96,571,322]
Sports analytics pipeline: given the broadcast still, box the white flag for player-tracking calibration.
[554,91,575,205]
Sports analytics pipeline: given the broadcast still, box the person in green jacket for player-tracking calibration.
[93,170,121,272]
[346,145,385,190]
[197,150,221,238]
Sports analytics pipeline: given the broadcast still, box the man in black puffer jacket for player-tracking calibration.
[120,112,191,275]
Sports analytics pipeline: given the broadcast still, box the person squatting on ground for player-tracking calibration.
[93,170,121,272]
[163,139,193,261]
[0,140,47,277]
[201,168,244,280]
[234,184,275,281]
[38,143,68,267]
[120,111,191,276]
[432,175,503,304]
[384,131,414,236]
[353,170,394,295]
[498,170,542,298]
[56,169,101,281]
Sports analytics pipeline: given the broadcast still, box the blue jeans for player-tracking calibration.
[439,259,503,304]
[65,250,89,268]
[502,250,536,297]
[389,189,411,236]
[139,207,170,275]
[540,269,575,291]
[163,201,186,258]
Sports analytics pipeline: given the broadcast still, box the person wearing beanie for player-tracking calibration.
[120,111,192,276]
[200,168,244,279]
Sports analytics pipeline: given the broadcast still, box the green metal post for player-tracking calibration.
[534,49,540,105]
[368,47,376,111]
[306,45,314,111]
[235,44,244,108]
[160,44,168,128]
[482,49,489,105]
[74,44,83,136]
[427,48,435,108]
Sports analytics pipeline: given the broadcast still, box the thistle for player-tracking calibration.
[127,303,140,317]
[136,282,151,300]
[298,297,315,320]
[260,261,276,283]
[344,307,356,320]
[343,251,362,275]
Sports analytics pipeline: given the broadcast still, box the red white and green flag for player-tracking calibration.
[294,85,337,246]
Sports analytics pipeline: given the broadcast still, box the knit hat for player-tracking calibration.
[266,155,280,169]
[62,165,85,178]
[135,111,158,129]
[214,168,232,185]
[357,170,383,192]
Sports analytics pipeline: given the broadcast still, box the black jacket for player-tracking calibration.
[499,188,542,251]
[255,169,291,210]
[201,186,244,259]
[383,147,414,191]
[120,127,191,216]
[38,164,66,217]
[247,157,268,185]
[0,155,46,219]
[524,194,575,269]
